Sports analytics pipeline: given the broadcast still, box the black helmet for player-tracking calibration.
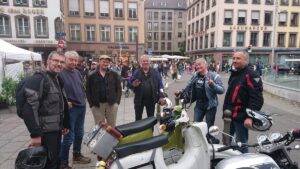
[15,146,47,169]
[246,109,273,131]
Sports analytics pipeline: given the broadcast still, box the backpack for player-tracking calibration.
[15,72,49,119]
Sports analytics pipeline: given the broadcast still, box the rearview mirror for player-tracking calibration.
[209,126,220,136]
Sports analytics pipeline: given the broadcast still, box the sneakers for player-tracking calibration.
[59,164,72,169]
[73,153,91,164]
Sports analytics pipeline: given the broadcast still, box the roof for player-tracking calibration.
[144,0,186,10]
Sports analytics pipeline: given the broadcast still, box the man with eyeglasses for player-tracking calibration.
[21,51,70,169]
[59,51,91,169]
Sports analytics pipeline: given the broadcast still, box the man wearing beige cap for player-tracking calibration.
[86,55,122,126]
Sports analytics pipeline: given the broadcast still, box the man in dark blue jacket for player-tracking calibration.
[128,56,165,121]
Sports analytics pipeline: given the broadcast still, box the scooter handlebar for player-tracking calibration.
[217,145,234,152]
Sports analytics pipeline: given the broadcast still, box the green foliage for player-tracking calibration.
[0,74,24,106]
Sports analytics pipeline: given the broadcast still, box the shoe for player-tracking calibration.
[59,164,72,169]
[73,153,91,164]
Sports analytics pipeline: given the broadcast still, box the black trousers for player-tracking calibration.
[134,100,155,121]
[42,131,62,169]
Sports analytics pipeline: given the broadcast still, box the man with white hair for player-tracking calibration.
[59,51,91,169]
[180,58,224,130]
[128,55,165,121]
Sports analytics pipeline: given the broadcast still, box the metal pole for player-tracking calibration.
[271,0,278,77]
[136,34,139,62]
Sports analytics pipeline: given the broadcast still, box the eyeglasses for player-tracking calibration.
[51,59,65,65]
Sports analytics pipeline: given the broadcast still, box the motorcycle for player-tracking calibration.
[84,95,239,169]
[209,125,300,169]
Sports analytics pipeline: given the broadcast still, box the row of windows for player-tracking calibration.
[188,12,216,36]
[146,22,184,31]
[225,0,300,6]
[223,10,299,26]
[187,32,215,50]
[187,31,299,51]
[68,0,138,19]
[146,31,185,41]
[69,24,138,43]
[188,0,216,20]
[0,0,47,7]
[146,41,181,51]
[0,14,48,38]
[146,11,183,20]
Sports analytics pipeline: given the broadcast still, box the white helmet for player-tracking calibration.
[246,109,273,131]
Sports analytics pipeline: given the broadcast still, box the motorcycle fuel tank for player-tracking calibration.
[215,153,280,169]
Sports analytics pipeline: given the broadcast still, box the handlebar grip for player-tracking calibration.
[292,128,300,139]
[217,145,233,152]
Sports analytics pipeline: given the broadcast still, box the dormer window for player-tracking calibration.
[0,0,9,5]
[15,0,28,6]
[33,0,47,7]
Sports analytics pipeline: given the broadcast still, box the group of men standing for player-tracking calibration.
[20,49,263,168]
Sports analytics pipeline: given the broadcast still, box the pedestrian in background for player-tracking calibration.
[223,51,264,153]
[59,51,91,169]
[171,63,178,81]
[21,51,70,169]
[180,58,224,129]
[86,55,122,126]
[128,55,165,121]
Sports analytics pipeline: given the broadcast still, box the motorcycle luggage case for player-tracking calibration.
[84,125,119,160]
[215,153,280,169]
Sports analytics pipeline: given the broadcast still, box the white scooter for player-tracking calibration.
[85,98,240,169]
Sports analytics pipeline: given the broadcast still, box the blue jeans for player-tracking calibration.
[60,105,86,164]
[230,120,249,153]
[194,101,217,129]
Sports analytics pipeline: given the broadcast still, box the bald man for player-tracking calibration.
[128,56,165,121]
[223,50,264,153]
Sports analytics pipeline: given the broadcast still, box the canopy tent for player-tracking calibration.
[0,39,42,85]
[149,57,168,61]
[161,54,189,59]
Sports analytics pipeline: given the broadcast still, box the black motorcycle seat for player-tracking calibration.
[116,117,157,137]
[114,135,168,159]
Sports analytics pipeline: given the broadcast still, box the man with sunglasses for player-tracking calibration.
[21,51,70,169]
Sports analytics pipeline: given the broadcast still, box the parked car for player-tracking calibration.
[277,64,290,74]
[291,63,300,75]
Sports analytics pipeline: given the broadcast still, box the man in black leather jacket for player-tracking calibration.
[223,50,264,153]
[22,51,70,169]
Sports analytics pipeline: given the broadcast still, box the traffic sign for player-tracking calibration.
[148,48,152,55]
[57,40,64,48]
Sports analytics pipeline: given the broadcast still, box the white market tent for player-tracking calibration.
[0,39,42,85]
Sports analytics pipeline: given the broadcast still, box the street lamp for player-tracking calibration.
[271,0,278,76]
[271,0,287,78]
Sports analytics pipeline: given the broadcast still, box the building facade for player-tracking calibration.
[276,0,300,65]
[144,0,186,56]
[186,0,300,69]
[0,0,64,60]
[63,0,145,63]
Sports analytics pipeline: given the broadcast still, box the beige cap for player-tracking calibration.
[99,55,111,61]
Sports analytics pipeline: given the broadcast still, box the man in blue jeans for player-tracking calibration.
[223,51,264,153]
[59,51,91,169]
[181,58,224,129]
